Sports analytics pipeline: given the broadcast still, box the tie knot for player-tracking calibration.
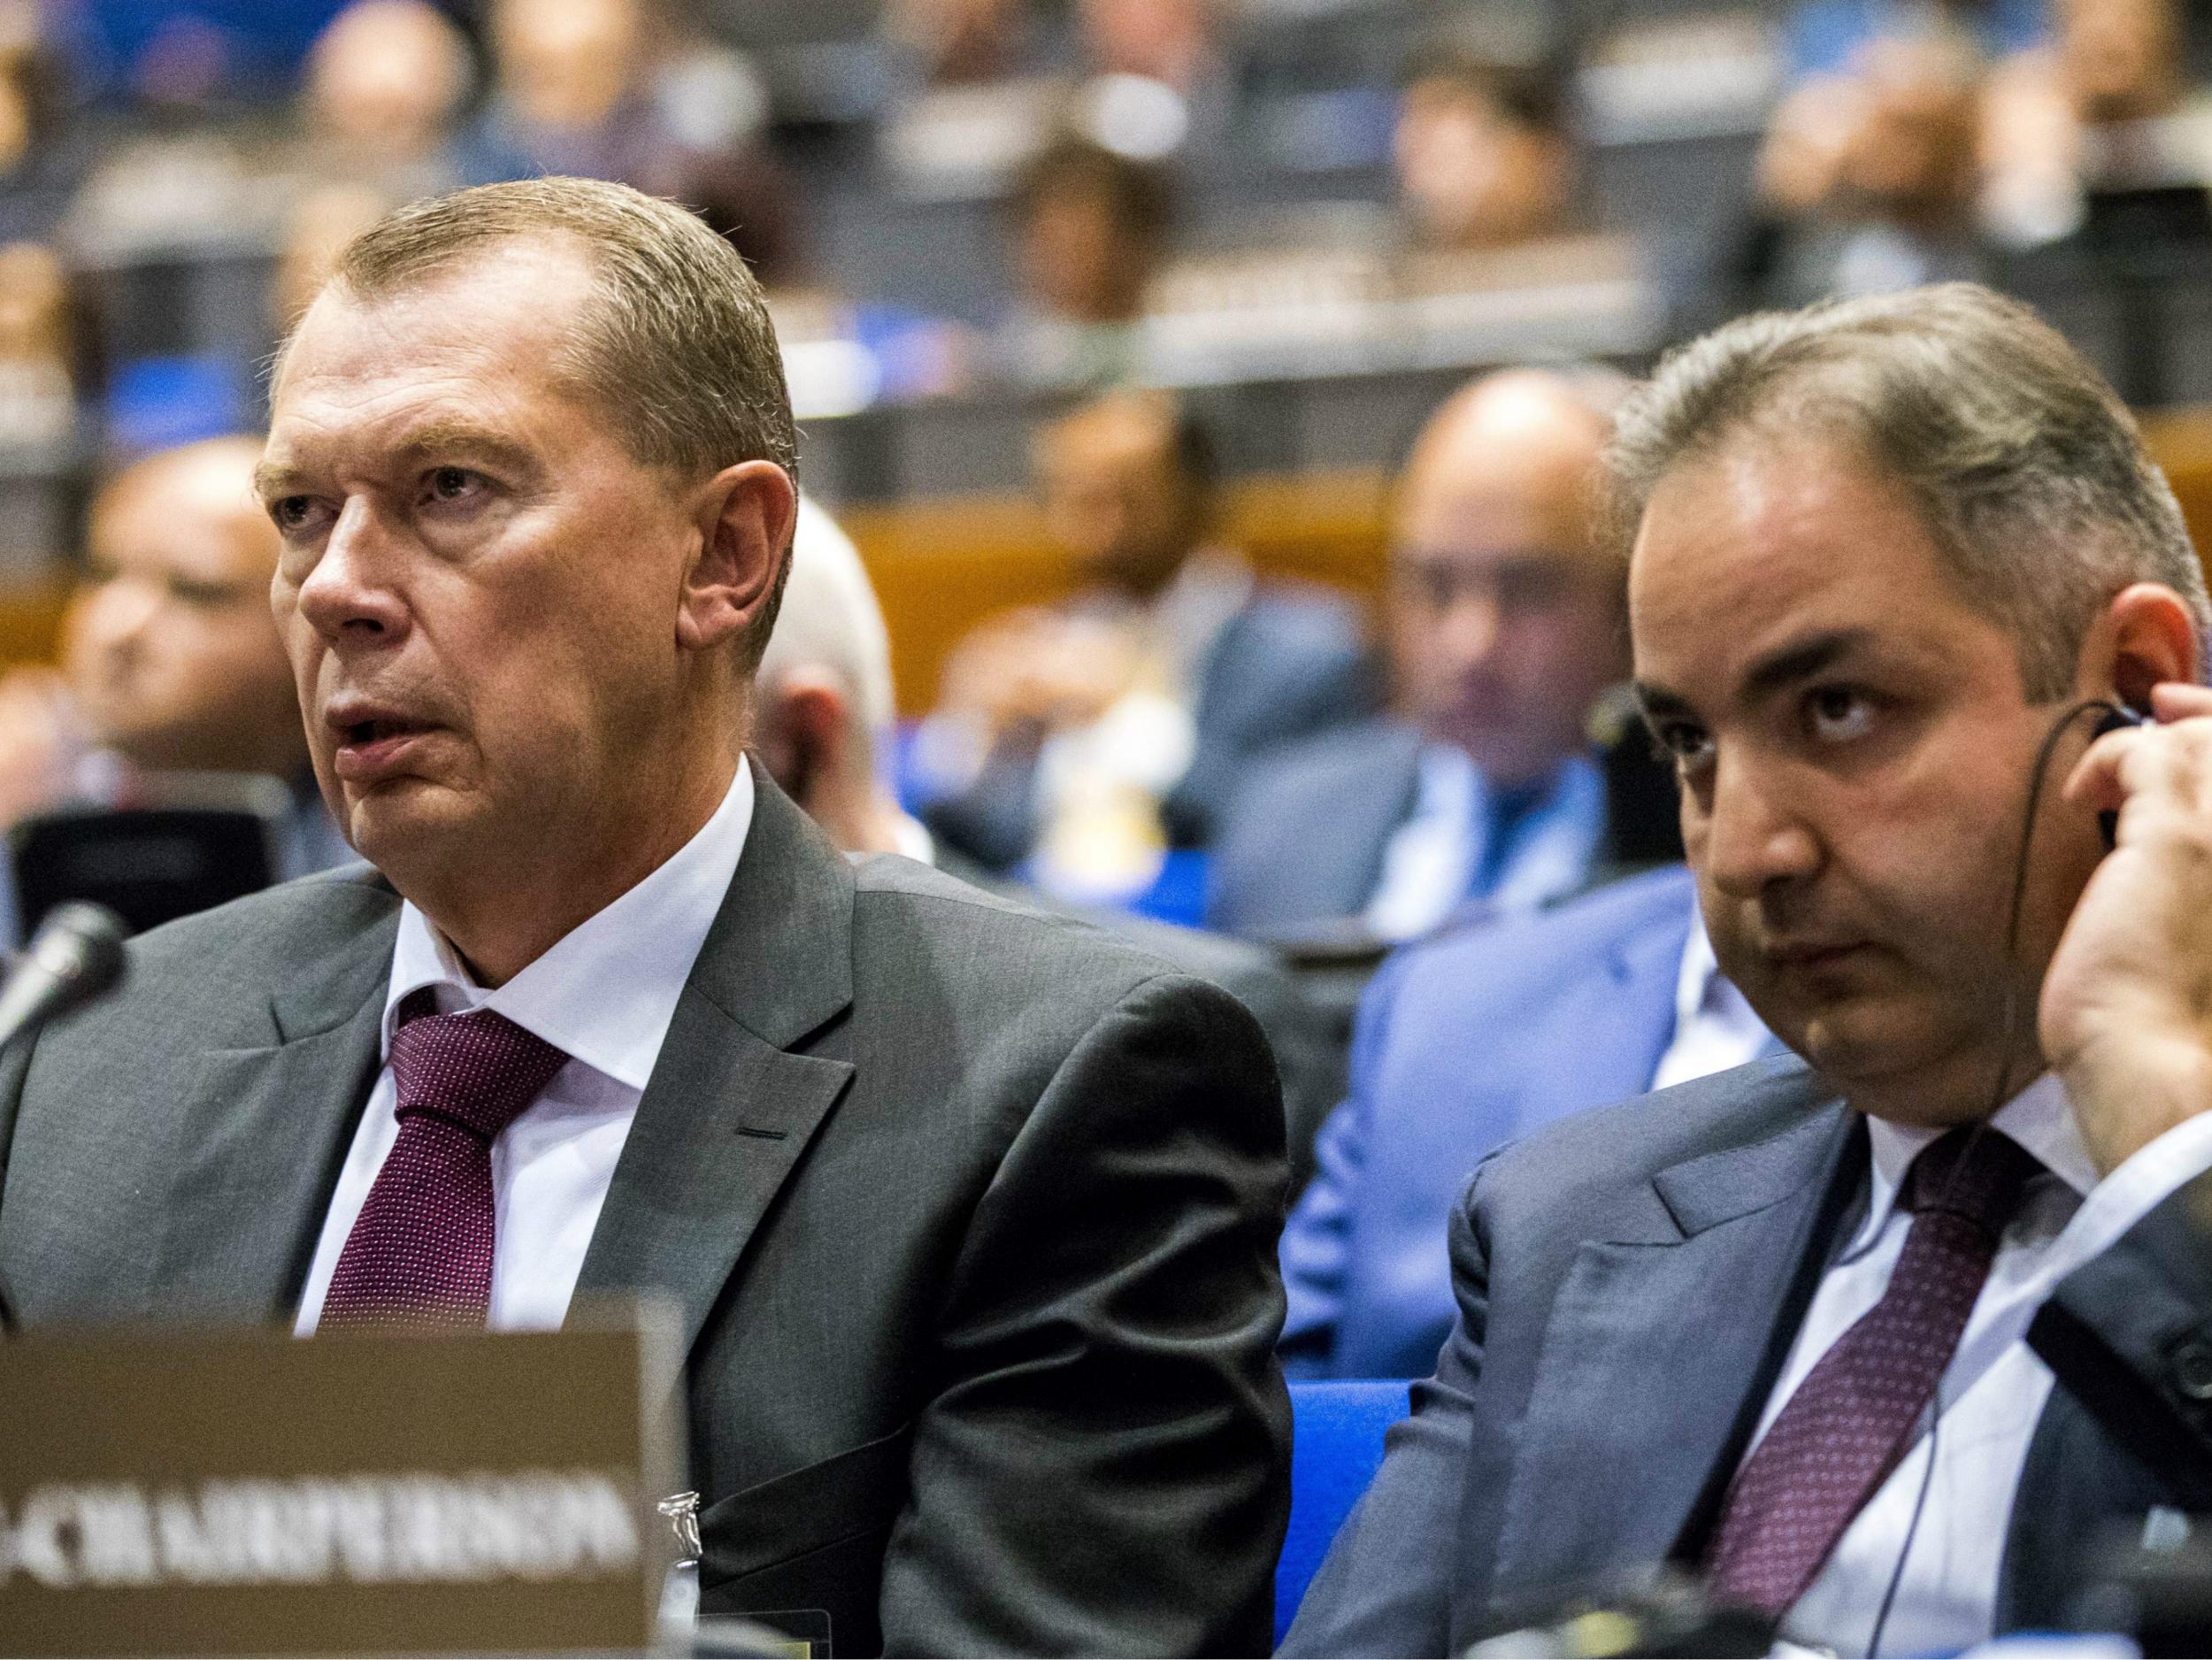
[386,989,571,1142]
[1904,1126,2043,1237]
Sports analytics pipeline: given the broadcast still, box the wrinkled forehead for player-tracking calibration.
[272,236,598,412]
[265,260,602,473]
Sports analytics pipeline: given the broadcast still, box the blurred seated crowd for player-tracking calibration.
[2,0,2212,1395]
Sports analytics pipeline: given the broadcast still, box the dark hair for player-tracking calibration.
[1401,46,1570,142]
[1009,134,1175,246]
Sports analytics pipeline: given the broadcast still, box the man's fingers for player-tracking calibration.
[2152,681,2212,720]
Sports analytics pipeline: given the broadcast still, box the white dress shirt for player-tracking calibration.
[1754,1074,2212,1656]
[1650,914,1772,1091]
[295,765,756,1335]
[1363,745,1608,942]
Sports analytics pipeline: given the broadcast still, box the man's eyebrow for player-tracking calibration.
[1740,628,1875,703]
[391,420,540,475]
[251,458,302,503]
[1632,627,1878,726]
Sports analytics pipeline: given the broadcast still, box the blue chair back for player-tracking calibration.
[1276,1379,1411,1645]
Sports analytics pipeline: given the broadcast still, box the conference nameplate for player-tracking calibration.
[0,1309,683,1656]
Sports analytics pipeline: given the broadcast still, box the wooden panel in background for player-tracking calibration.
[5,417,2212,725]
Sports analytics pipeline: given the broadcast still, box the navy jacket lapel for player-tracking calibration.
[152,909,397,1321]
[573,775,856,1355]
[1485,1089,1864,1620]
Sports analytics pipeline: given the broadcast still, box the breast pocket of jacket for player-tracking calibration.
[695,1422,916,1659]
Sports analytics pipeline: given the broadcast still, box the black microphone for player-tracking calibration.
[0,902,127,1055]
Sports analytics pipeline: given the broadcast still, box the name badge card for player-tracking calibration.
[0,1313,681,1656]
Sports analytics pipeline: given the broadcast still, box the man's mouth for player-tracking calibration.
[326,705,440,783]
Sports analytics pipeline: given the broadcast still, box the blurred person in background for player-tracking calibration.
[0,241,79,456]
[1280,860,1770,1379]
[1075,0,1221,96]
[886,0,1042,88]
[296,0,474,203]
[995,132,1173,388]
[272,182,397,334]
[1786,0,2046,78]
[461,0,799,283]
[1207,369,1678,942]
[1984,0,2212,248]
[0,436,348,939]
[1393,50,1577,256]
[917,388,1370,893]
[0,2,85,243]
[1709,29,1992,321]
[758,494,1345,1189]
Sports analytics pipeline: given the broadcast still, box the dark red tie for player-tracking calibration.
[1704,1126,2043,1618]
[319,989,571,1333]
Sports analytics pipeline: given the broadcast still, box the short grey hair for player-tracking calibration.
[757,496,898,742]
[1608,282,2210,697]
[303,175,799,665]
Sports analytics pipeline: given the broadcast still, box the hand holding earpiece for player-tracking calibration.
[2044,682,2212,1174]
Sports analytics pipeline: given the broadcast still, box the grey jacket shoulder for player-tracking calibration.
[1465,1052,1840,1233]
[27,863,399,1057]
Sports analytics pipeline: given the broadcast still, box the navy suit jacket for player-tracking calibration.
[924,586,1373,869]
[1281,865,1701,1380]
[1205,719,1684,939]
[1282,1057,2212,1656]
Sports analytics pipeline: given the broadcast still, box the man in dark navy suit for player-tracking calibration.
[1207,369,1678,944]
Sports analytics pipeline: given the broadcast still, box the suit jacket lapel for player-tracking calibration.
[573,773,856,1355]
[152,905,398,1321]
[1485,1082,1864,1620]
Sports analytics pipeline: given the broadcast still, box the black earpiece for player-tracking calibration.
[2092,702,2148,849]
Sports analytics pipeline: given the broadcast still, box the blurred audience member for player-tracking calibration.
[0,3,84,242]
[1984,0,2212,247]
[758,493,1346,1188]
[1710,30,1991,319]
[0,437,347,933]
[1786,0,2046,78]
[887,0,1041,88]
[0,241,78,455]
[1394,50,1576,255]
[298,0,473,201]
[918,389,1370,895]
[463,0,798,281]
[1076,0,1220,95]
[1207,370,1678,942]
[272,183,396,334]
[996,133,1172,387]
[1281,865,1771,1379]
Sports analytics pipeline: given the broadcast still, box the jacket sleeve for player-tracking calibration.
[1279,948,1411,1377]
[2034,1162,2212,1476]
[876,971,1294,1657]
[1279,1159,1496,1657]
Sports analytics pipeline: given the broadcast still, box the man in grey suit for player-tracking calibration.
[1286,283,2212,1657]
[0,178,1291,1657]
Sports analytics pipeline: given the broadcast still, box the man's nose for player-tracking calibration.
[1438,588,1502,671]
[1699,753,1822,899]
[81,576,161,656]
[292,500,411,648]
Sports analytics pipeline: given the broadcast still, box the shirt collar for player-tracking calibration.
[1855,1072,2101,1252]
[381,762,757,1091]
[1673,911,1721,1033]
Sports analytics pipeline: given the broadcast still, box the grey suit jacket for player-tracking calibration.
[0,771,1294,1657]
[1283,1056,2212,1656]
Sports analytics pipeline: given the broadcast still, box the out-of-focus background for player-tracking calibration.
[9,0,2212,934]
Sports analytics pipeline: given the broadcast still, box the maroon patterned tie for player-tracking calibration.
[1704,1126,2043,1618]
[319,988,571,1333]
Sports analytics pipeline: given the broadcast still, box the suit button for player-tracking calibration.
[2173,1339,2212,1401]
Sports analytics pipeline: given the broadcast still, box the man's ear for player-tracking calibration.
[2100,582,2200,711]
[754,670,849,808]
[678,460,799,654]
